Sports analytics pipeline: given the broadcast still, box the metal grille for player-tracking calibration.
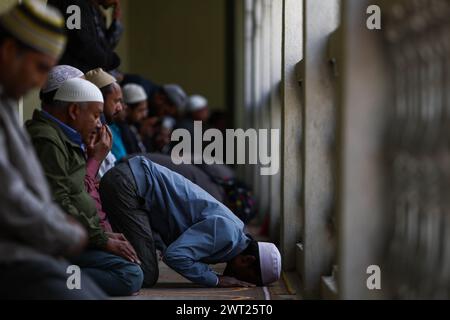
[384,0,450,299]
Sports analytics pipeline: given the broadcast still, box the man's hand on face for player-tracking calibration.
[105,236,141,265]
[217,275,256,288]
[87,125,112,162]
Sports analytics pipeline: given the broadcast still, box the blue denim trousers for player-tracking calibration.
[70,249,143,297]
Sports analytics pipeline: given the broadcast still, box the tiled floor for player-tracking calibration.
[120,261,297,300]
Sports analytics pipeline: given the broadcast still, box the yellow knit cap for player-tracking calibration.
[0,0,66,59]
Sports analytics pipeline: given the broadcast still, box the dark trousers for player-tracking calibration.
[70,250,144,296]
[0,258,106,300]
[99,162,159,287]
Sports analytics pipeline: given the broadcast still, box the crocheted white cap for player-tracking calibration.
[122,83,148,104]
[41,65,84,94]
[258,242,281,285]
[54,78,104,103]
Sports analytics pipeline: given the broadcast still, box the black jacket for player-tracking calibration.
[48,0,121,72]
[117,122,146,155]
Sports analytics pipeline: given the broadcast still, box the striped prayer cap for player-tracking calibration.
[0,0,66,59]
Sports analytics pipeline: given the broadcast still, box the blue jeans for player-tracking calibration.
[70,250,143,297]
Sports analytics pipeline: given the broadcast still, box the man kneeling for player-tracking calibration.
[99,155,281,288]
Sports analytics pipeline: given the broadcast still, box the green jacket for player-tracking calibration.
[26,109,108,248]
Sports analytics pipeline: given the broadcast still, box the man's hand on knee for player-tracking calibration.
[105,237,141,265]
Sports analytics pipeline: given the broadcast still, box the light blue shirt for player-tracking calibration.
[110,123,127,161]
[128,156,251,287]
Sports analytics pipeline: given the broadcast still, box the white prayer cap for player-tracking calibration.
[41,65,84,94]
[187,95,208,112]
[54,78,104,103]
[123,84,148,104]
[162,116,176,130]
[258,242,281,285]
[163,84,187,110]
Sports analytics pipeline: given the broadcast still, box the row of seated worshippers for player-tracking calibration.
[99,72,259,225]
[0,0,280,300]
[105,73,220,167]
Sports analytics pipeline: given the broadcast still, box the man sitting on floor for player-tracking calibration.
[84,67,124,178]
[26,77,143,296]
[0,0,105,299]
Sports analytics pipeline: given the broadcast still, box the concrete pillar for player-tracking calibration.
[336,0,389,299]
[300,0,341,298]
[236,0,255,181]
[251,0,262,203]
[233,0,246,133]
[269,0,283,242]
[257,0,273,221]
[280,0,303,272]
